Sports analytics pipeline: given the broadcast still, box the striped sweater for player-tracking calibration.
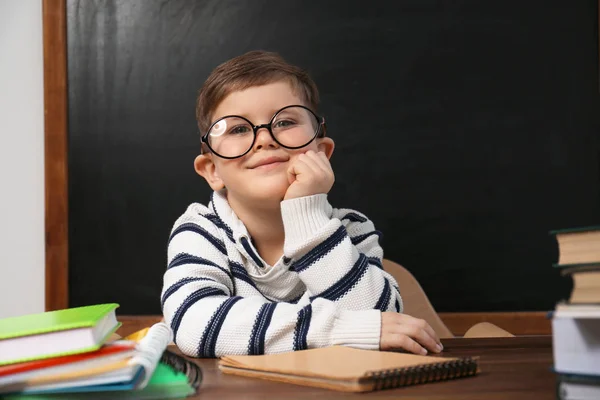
[161,190,403,358]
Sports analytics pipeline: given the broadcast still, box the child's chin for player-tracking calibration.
[249,182,289,202]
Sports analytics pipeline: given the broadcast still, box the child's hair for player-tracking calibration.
[195,50,320,134]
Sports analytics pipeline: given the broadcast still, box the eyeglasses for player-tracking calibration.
[201,105,326,159]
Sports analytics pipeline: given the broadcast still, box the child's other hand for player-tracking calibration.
[284,150,335,200]
[380,312,443,355]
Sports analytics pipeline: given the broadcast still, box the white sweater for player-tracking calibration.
[161,190,403,358]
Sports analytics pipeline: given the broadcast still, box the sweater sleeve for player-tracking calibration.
[161,205,381,358]
[281,194,403,314]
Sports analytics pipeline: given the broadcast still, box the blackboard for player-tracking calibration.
[67,0,600,314]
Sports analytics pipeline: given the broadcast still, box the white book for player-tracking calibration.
[552,306,600,376]
[558,378,600,400]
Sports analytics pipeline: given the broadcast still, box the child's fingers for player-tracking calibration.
[287,157,312,182]
[381,332,427,355]
[383,321,440,354]
[296,153,322,176]
[382,313,442,353]
[286,160,300,184]
[396,314,441,346]
[286,167,296,184]
[396,324,440,354]
[317,151,332,168]
[304,150,331,174]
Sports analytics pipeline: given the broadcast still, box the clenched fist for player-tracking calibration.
[284,150,335,200]
[380,312,443,355]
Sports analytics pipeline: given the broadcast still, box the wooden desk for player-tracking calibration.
[170,336,555,400]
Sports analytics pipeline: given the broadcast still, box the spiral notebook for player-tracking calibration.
[219,346,479,392]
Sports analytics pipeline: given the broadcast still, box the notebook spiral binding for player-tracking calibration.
[366,357,479,390]
[160,349,203,392]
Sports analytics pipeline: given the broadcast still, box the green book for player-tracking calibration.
[0,304,121,366]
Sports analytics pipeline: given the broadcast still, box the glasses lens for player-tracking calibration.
[207,117,254,158]
[271,106,319,148]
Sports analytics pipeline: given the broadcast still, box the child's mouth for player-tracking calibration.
[254,161,285,171]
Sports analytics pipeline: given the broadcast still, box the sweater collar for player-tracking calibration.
[209,190,269,269]
[208,189,249,241]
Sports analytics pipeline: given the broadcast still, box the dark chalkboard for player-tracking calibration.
[67,0,600,314]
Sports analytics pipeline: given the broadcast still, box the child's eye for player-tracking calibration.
[228,125,251,135]
[273,119,297,129]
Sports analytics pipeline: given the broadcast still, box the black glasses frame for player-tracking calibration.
[200,105,327,159]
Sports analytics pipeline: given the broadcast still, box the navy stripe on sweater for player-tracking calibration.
[168,253,232,280]
[248,303,277,355]
[374,278,391,311]
[241,237,265,269]
[293,305,312,351]
[367,256,383,269]
[291,226,346,273]
[161,277,220,306]
[393,286,401,312]
[169,222,227,255]
[340,212,367,223]
[228,260,257,289]
[351,230,382,246]
[310,254,369,301]
[170,287,227,343]
[198,296,242,358]
[205,213,235,243]
[209,193,236,242]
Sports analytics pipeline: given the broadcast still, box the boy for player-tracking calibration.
[161,50,442,358]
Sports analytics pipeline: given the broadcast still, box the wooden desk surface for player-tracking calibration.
[172,336,555,400]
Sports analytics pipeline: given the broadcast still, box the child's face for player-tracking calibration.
[194,81,334,207]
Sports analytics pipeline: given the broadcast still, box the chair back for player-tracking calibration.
[382,259,454,338]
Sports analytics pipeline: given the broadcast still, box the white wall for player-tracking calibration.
[0,0,45,318]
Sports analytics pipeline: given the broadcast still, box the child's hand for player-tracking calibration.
[284,150,335,200]
[380,312,443,355]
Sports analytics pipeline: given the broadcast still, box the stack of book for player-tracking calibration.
[0,304,201,399]
[550,226,600,400]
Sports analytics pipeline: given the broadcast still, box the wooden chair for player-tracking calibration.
[382,259,513,338]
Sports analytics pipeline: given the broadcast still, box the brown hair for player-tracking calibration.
[196,50,320,133]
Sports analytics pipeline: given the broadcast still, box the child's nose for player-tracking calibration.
[253,127,278,150]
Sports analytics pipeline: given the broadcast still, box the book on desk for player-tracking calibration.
[550,226,600,400]
[0,304,201,399]
[0,303,121,366]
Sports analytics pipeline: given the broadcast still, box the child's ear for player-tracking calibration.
[194,154,225,191]
[317,137,335,159]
